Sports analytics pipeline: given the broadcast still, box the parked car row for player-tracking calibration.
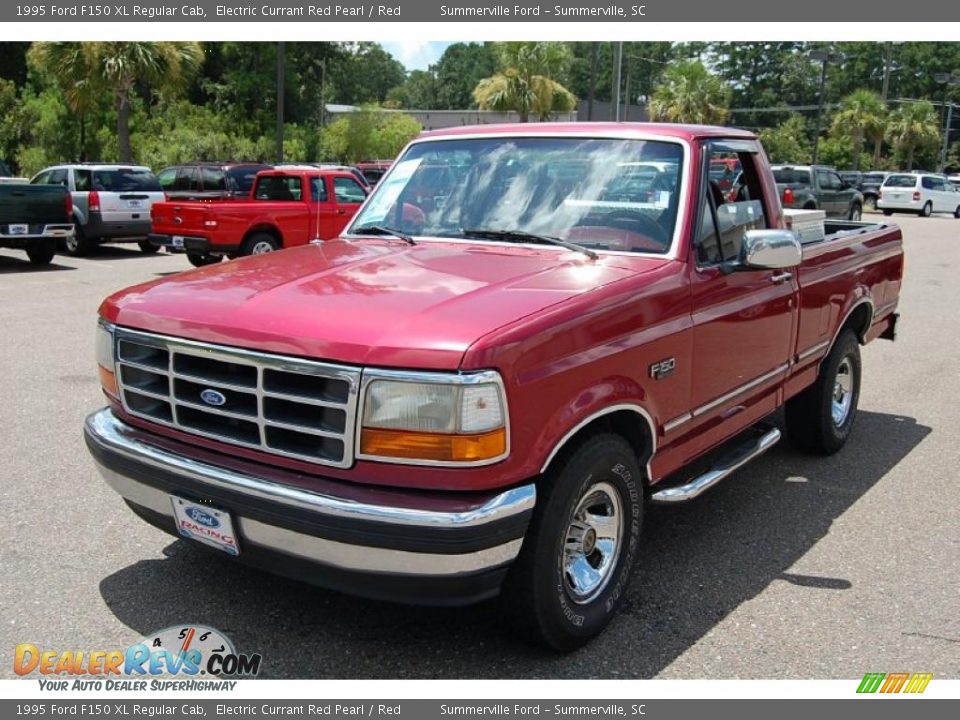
[20,158,391,257]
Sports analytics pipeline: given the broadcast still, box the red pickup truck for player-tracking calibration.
[149,167,368,267]
[85,123,902,651]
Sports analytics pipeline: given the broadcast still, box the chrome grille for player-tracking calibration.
[113,328,360,468]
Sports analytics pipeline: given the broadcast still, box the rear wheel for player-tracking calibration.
[954,205,960,219]
[26,245,56,265]
[882,209,894,216]
[186,252,222,268]
[501,434,644,651]
[848,203,862,221]
[242,233,280,256]
[138,240,160,254]
[64,224,92,256]
[785,329,861,455]
[864,195,877,211]
[920,201,933,217]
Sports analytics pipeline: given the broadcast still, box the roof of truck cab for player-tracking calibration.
[416,122,757,142]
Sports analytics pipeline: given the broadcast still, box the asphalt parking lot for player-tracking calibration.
[1,212,958,679]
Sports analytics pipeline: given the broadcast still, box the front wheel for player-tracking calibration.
[785,329,861,455]
[186,252,222,268]
[882,209,894,216]
[864,195,877,211]
[920,201,933,217]
[848,203,862,221]
[138,240,160,254]
[501,434,644,651]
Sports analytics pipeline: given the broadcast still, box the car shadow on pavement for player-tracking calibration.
[98,409,930,679]
[0,255,76,273]
[60,246,169,261]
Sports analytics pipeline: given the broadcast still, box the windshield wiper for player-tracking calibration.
[351,224,416,245]
[461,228,597,260]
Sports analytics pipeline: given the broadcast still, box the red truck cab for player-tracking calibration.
[87,123,902,651]
[149,166,368,266]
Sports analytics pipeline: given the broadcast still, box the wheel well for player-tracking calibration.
[841,302,872,344]
[544,408,655,485]
[243,225,282,248]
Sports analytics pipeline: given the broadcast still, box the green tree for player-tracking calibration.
[433,43,498,109]
[473,42,577,122]
[386,70,439,109]
[886,100,940,170]
[649,60,731,125]
[320,107,420,162]
[84,42,204,162]
[830,89,886,171]
[758,114,812,164]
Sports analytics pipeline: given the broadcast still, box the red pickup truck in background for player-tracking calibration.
[149,166,368,267]
[87,123,903,651]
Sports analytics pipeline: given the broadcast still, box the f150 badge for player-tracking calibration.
[649,358,676,380]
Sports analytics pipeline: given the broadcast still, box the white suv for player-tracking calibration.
[30,164,165,255]
[878,173,960,218]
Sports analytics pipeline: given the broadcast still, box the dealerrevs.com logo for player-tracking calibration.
[857,672,933,694]
[14,625,262,691]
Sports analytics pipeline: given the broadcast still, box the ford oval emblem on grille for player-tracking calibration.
[200,389,227,406]
[185,506,220,528]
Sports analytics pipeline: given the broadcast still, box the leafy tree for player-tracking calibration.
[432,43,498,109]
[79,42,204,162]
[649,60,731,125]
[473,42,577,122]
[758,114,812,164]
[330,42,406,106]
[320,107,420,162]
[830,89,886,170]
[886,100,940,170]
[386,70,439,110]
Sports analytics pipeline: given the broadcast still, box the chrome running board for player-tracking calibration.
[650,426,781,504]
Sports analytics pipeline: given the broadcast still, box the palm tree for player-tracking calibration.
[886,100,941,170]
[831,89,886,171]
[649,60,731,126]
[473,42,577,122]
[27,42,101,160]
[83,42,204,161]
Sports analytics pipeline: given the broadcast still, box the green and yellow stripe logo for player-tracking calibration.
[857,672,933,694]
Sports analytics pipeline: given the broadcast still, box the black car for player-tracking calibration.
[156,162,273,201]
[860,171,890,209]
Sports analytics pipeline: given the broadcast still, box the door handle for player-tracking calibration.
[770,271,793,284]
[336,209,346,215]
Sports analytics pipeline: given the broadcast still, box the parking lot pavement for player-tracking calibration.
[1,215,958,680]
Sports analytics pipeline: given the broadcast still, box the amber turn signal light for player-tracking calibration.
[360,427,507,463]
[98,366,119,398]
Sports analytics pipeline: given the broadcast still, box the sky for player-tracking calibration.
[380,41,456,71]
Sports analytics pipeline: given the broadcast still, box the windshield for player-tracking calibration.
[884,175,918,188]
[91,169,161,192]
[349,136,685,255]
[773,168,811,185]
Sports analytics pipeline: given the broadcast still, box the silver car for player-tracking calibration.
[30,163,165,255]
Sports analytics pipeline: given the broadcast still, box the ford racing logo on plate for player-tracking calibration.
[184,506,220,528]
[200,388,227,406]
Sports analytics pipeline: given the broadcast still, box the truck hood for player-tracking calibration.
[102,239,667,369]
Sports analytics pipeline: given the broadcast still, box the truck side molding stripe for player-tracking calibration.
[539,403,657,481]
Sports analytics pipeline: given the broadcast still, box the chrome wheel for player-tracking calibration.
[250,240,275,254]
[562,481,624,604]
[831,357,854,426]
[65,233,79,253]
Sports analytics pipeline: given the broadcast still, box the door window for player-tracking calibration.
[30,171,51,185]
[48,169,69,187]
[333,176,366,204]
[255,176,302,201]
[74,170,92,191]
[156,168,176,190]
[310,177,329,202]
[174,168,199,192]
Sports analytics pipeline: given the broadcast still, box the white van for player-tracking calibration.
[878,173,960,218]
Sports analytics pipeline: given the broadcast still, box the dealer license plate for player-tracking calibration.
[171,235,185,248]
[170,496,240,555]
[9,224,28,235]
[126,199,143,209]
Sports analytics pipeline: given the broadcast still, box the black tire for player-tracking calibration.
[785,329,861,455]
[954,205,960,219]
[26,245,56,265]
[138,240,160,254]
[64,223,92,256]
[186,252,222,268]
[920,201,932,217]
[882,209,894,216]
[848,203,862,221]
[864,195,877,211]
[501,433,644,651]
[242,232,280,256]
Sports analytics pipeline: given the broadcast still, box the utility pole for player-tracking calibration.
[612,42,623,122]
[276,41,285,164]
[881,42,892,102]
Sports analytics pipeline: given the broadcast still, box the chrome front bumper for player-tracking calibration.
[84,408,535,604]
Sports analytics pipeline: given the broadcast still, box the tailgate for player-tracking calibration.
[151,202,213,234]
[100,191,165,222]
[0,185,69,225]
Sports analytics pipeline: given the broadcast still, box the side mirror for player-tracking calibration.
[740,229,802,270]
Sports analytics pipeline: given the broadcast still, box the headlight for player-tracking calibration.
[359,371,508,464]
[96,321,118,398]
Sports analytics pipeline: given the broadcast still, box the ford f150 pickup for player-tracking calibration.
[0,183,74,265]
[148,167,368,267]
[85,123,903,651]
